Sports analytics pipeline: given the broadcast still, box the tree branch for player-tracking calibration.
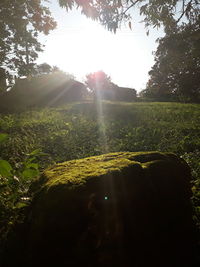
[122,0,141,17]
[176,0,192,23]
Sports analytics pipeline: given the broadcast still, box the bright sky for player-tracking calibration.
[37,2,164,92]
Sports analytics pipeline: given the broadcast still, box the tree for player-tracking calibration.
[144,18,200,102]
[0,0,56,84]
[85,71,111,91]
[0,68,7,91]
[85,71,137,102]
[85,70,112,101]
[36,63,52,75]
[0,69,83,111]
[58,0,200,33]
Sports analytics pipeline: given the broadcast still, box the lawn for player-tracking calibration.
[0,101,199,165]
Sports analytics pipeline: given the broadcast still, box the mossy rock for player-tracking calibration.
[4,152,197,267]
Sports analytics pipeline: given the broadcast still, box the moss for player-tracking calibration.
[41,151,177,190]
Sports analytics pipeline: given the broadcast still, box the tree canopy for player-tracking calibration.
[59,0,200,32]
[1,0,199,95]
[86,71,111,91]
[36,63,53,75]
[143,18,200,102]
[0,0,56,82]
[85,70,137,102]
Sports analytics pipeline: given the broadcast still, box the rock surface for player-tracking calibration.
[3,152,196,266]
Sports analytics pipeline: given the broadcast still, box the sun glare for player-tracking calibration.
[46,22,116,76]
[38,8,158,91]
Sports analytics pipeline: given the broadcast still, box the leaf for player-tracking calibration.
[25,156,36,164]
[128,21,132,30]
[28,149,42,156]
[0,160,13,177]
[22,168,39,180]
[0,133,8,144]
[15,202,28,209]
[27,149,48,157]
[25,163,39,170]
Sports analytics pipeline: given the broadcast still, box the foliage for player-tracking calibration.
[113,86,137,102]
[0,133,44,240]
[182,150,200,229]
[0,0,56,81]
[86,71,112,91]
[0,71,83,111]
[35,62,53,75]
[85,71,137,102]
[85,71,113,101]
[34,63,69,76]
[144,18,200,103]
[0,68,7,91]
[0,101,199,163]
[58,0,200,33]
[1,0,199,89]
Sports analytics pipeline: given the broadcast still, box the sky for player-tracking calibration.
[37,1,164,92]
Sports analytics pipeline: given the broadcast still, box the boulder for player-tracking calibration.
[3,152,196,267]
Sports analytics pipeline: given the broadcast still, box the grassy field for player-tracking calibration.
[0,101,200,164]
[0,101,200,234]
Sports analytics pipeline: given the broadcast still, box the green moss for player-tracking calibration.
[39,151,183,190]
[44,155,137,188]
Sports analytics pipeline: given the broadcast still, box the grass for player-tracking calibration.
[0,101,199,165]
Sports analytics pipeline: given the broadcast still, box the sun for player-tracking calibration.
[38,8,155,91]
[42,21,112,76]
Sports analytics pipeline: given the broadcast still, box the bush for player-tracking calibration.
[0,133,44,241]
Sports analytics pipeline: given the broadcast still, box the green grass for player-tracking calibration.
[0,101,199,165]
